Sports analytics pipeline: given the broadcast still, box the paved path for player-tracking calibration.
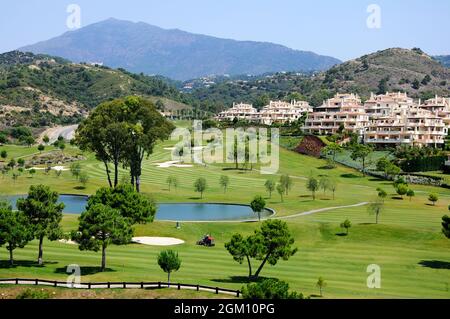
[277,202,370,220]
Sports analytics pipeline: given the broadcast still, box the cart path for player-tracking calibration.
[277,201,370,220]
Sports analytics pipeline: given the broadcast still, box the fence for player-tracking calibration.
[0,278,241,297]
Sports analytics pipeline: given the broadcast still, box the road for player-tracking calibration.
[38,124,78,144]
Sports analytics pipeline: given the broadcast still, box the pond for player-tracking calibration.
[2,195,274,221]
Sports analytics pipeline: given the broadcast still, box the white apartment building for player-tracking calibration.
[216,100,312,124]
[364,92,414,117]
[420,95,450,127]
[364,107,447,147]
[302,93,369,135]
[216,102,259,121]
[259,100,313,125]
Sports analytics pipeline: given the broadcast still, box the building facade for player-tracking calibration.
[302,93,369,135]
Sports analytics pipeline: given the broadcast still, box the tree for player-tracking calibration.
[42,135,50,144]
[78,172,89,188]
[37,144,45,153]
[0,150,7,160]
[307,176,319,200]
[329,178,338,200]
[157,250,181,285]
[59,143,66,152]
[322,143,343,167]
[55,169,62,178]
[17,185,64,265]
[350,144,372,176]
[377,77,389,94]
[428,193,438,206]
[279,174,293,195]
[86,184,156,224]
[166,176,178,192]
[396,184,408,199]
[316,277,327,297]
[241,278,304,299]
[340,219,352,235]
[225,219,297,279]
[319,176,330,196]
[71,203,132,271]
[377,188,387,201]
[0,201,33,265]
[219,175,230,193]
[385,162,401,178]
[24,136,35,147]
[250,195,266,221]
[264,180,275,198]
[368,199,384,224]
[421,74,432,85]
[75,96,174,191]
[412,78,421,90]
[70,163,82,180]
[406,189,415,202]
[442,215,450,239]
[276,183,285,202]
[17,158,25,167]
[29,168,36,178]
[194,177,207,199]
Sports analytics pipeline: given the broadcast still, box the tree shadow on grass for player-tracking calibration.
[341,173,361,179]
[335,232,348,237]
[318,165,334,170]
[391,196,404,200]
[211,275,277,284]
[188,197,202,200]
[418,260,450,269]
[0,260,57,268]
[54,266,116,275]
[73,186,86,190]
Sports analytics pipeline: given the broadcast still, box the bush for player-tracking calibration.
[241,279,305,299]
[16,288,51,299]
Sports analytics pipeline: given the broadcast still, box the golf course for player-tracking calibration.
[0,122,449,299]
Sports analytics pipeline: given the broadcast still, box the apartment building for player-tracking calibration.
[302,93,369,135]
[216,100,312,124]
[216,102,259,121]
[420,95,450,127]
[364,107,447,147]
[364,91,414,117]
[259,100,313,125]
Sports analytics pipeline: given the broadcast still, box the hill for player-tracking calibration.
[0,51,191,128]
[190,48,450,111]
[434,55,450,68]
[20,18,341,81]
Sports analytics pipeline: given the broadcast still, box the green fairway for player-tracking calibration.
[0,129,450,298]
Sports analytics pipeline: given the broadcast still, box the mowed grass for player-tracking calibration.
[0,130,450,299]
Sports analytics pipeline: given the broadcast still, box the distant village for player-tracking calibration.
[215,92,450,148]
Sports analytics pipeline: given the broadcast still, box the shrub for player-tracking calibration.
[241,279,305,299]
[16,288,51,299]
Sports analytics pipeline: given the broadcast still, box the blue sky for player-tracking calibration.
[1,0,449,61]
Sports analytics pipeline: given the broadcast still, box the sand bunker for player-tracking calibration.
[58,237,185,246]
[154,160,193,168]
[132,237,185,246]
[30,166,69,171]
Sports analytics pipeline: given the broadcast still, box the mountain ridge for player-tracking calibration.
[20,18,341,81]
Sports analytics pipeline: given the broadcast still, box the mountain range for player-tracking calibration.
[20,18,341,81]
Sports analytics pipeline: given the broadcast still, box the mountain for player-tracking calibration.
[190,48,450,111]
[434,55,450,68]
[20,18,341,81]
[0,51,190,128]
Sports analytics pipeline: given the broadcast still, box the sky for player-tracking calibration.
[1,0,449,61]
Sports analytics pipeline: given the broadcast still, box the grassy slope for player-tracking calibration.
[0,131,449,298]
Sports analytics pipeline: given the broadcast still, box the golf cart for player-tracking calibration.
[196,234,215,247]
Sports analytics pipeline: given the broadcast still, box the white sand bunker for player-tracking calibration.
[132,237,185,246]
[58,239,77,245]
[30,166,68,171]
[154,160,193,168]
